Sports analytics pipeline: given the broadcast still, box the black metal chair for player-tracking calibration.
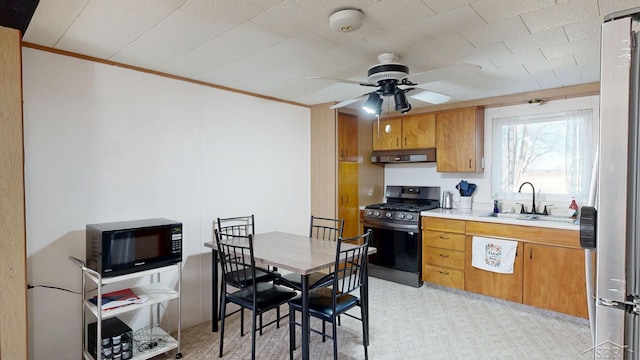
[277,215,344,290]
[216,215,279,281]
[215,229,297,360]
[215,215,280,320]
[288,231,371,360]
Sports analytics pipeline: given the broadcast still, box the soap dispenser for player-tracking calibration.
[493,200,500,214]
[569,198,579,219]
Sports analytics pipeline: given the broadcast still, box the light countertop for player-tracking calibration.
[421,208,579,231]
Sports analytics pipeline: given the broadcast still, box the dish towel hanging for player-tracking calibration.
[471,236,518,274]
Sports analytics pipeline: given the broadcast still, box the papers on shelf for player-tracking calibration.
[90,288,148,310]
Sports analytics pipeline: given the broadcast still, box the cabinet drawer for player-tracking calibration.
[423,231,465,251]
[423,217,465,233]
[425,247,465,269]
[423,264,464,289]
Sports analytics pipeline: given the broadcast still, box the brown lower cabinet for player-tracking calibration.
[422,217,466,290]
[465,237,524,303]
[423,217,590,318]
[523,243,590,318]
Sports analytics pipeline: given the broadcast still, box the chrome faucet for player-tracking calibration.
[518,181,537,214]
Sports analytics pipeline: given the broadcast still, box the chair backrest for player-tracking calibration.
[332,230,371,299]
[214,229,255,290]
[309,215,344,241]
[217,215,255,236]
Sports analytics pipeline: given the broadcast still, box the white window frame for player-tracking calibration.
[485,96,599,212]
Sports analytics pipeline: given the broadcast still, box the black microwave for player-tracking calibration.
[86,218,182,277]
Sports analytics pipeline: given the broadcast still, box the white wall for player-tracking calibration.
[21,48,310,359]
[383,95,600,212]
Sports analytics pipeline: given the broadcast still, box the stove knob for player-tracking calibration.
[407,214,414,220]
[398,213,405,219]
[385,212,393,219]
[366,210,373,216]
[374,211,380,217]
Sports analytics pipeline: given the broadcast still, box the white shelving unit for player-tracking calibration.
[70,257,182,360]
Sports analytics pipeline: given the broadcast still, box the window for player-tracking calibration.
[492,109,594,206]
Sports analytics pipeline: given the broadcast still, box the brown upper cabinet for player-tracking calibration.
[372,113,436,151]
[338,113,358,161]
[372,117,402,150]
[435,107,484,172]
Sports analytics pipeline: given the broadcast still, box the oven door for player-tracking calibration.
[364,219,421,274]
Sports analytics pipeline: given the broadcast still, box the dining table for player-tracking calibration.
[204,230,375,360]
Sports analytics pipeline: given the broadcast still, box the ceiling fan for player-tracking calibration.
[309,53,481,115]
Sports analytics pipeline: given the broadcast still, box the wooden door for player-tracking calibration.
[338,162,359,238]
[436,108,483,172]
[465,236,524,303]
[523,243,589,318]
[372,117,402,150]
[402,113,435,149]
[338,113,358,161]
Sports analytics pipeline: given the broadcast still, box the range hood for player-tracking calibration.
[370,148,436,164]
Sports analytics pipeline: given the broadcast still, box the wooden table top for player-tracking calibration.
[205,231,375,275]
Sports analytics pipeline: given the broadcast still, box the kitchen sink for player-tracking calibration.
[483,212,577,224]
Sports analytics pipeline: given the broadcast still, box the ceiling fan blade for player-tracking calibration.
[409,90,451,104]
[408,63,482,86]
[306,75,376,87]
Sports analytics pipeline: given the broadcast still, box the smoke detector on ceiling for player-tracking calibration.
[329,9,363,33]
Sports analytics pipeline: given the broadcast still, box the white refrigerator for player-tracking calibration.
[581,7,640,360]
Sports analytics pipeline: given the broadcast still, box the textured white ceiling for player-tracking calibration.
[22,0,640,113]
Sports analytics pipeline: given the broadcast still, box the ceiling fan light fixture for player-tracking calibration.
[363,93,382,115]
[394,91,411,113]
[329,9,363,33]
[379,79,397,96]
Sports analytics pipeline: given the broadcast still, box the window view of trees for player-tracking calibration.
[492,109,593,203]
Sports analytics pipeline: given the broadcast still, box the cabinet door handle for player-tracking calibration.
[469,159,472,169]
[346,195,349,204]
[404,137,407,146]
[345,150,348,159]
[340,195,343,205]
[438,270,450,275]
[439,253,449,258]
[529,248,533,259]
[396,138,399,147]
[439,235,450,240]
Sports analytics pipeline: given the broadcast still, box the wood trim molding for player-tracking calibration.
[378,82,600,116]
[310,103,338,218]
[21,42,310,110]
[0,25,28,360]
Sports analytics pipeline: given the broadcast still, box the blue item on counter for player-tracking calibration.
[456,180,477,196]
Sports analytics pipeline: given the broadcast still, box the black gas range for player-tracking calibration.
[364,186,440,287]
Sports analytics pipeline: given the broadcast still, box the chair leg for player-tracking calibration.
[289,306,296,360]
[360,305,369,360]
[251,312,257,360]
[332,318,338,360]
[241,308,245,336]
[259,313,263,335]
[322,320,326,342]
[276,305,281,328]
[219,299,227,358]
